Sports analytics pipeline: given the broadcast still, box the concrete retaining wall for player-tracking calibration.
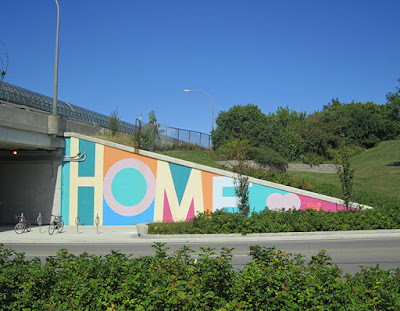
[59,133,369,226]
[219,160,340,174]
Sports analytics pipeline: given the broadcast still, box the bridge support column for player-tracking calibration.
[48,115,60,136]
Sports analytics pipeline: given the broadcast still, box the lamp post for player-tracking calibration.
[52,0,60,116]
[184,89,214,132]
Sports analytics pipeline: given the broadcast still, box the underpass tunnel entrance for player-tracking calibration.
[0,149,61,225]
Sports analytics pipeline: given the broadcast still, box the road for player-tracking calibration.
[4,237,400,275]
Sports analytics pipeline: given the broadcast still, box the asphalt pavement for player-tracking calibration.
[3,225,400,274]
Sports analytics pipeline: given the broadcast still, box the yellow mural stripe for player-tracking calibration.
[69,137,79,223]
[94,144,104,225]
[155,161,204,222]
[68,138,104,225]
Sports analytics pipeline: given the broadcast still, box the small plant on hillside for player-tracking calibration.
[218,139,251,216]
[138,110,164,151]
[231,139,251,216]
[108,107,120,136]
[235,173,250,216]
[336,136,355,209]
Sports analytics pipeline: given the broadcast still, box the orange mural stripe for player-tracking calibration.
[103,146,158,179]
[202,171,220,213]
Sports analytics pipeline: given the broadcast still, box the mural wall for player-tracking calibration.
[61,136,347,225]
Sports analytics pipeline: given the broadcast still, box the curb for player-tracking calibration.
[140,229,400,242]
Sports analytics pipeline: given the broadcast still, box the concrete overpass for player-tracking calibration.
[0,82,136,151]
[0,82,134,225]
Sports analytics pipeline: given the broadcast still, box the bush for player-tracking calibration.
[300,152,325,166]
[108,108,120,137]
[249,170,314,191]
[1,244,399,310]
[247,146,288,168]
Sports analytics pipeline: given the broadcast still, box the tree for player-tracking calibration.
[264,107,305,161]
[211,104,269,150]
[386,78,400,122]
[212,104,308,162]
[232,139,251,217]
[321,99,397,148]
[299,113,337,161]
[108,107,120,136]
[217,138,251,216]
[336,136,355,209]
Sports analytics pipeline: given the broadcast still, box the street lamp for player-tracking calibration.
[184,89,214,132]
[52,0,60,116]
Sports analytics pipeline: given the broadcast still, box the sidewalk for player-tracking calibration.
[0,225,141,244]
[1,224,400,244]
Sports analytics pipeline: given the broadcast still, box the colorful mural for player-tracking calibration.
[60,136,347,225]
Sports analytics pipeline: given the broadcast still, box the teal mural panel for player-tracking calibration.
[78,186,94,225]
[111,168,147,206]
[61,138,70,225]
[78,140,96,177]
[223,186,236,197]
[169,163,192,205]
[222,185,238,211]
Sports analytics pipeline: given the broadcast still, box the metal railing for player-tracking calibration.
[134,119,212,150]
[0,82,212,148]
[0,82,136,134]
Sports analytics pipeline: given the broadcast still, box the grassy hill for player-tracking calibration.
[159,147,220,168]
[287,140,400,202]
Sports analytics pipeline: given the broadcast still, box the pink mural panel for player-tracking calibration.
[103,158,156,216]
[163,190,173,222]
[162,190,196,222]
[186,199,195,221]
[266,193,302,211]
[298,195,346,212]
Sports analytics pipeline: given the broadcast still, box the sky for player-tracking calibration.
[1,0,400,134]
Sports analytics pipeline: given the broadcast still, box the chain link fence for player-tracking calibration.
[134,119,212,150]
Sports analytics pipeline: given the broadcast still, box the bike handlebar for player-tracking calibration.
[16,214,26,221]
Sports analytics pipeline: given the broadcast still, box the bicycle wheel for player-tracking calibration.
[15,223,24,234]
[25,221,31,232]
[48,223,55,235]
[58,220,64,233]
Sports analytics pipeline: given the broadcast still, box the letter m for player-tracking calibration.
[154,161,204,222]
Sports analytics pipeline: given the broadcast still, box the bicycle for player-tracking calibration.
[48,214,64,235]
[15,213,31,234]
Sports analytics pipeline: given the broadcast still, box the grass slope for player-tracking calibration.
[288,140,400,201]
[352,140,400,201]
[158,148,220,168]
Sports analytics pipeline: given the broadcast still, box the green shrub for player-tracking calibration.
[249,170,314,191]
[108,108,120,137]
[247,146,288,167]
[300,152,326,166]
[1,244,399,310]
